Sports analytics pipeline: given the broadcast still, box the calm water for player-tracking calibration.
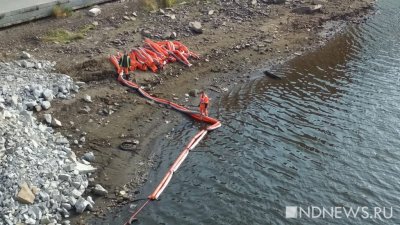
[108,0,400,224]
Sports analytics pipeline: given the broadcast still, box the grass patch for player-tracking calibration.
[43,29,84,43]
[43,24,95,43]
[139,0,159,11]
[138,0,183,11]
[161,0,177,8]
[52,4,73,18]
[79,24,96,33]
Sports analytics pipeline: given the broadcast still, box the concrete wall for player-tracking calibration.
[0,0,114,28]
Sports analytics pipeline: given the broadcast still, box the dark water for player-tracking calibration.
[109,0,400,224]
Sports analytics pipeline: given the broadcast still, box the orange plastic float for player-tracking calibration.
[108,40,221,224]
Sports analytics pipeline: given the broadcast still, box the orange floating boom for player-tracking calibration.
[109,55,221,224]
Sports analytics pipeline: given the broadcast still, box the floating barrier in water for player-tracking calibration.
[109,52,221,224]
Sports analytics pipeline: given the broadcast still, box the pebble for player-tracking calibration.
[83,152,95,162]
[83,95,92,103]
[189,21,203,33]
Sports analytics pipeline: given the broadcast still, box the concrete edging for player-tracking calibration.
[0,0,114,28]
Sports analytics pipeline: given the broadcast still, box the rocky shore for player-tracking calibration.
[0,55,106,224]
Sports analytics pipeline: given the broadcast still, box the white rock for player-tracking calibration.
[74,197,89,213]
[75,162,97,174]
[83,94,92,103]
[42,89,53,101]
[44,114,52,124]
[93,184,108,196]
[21,60,35,68]
[35,62,43,69]
[62,203,72,210]
[55,137,68,145]
[21,51,31,59]
[52,118,62,127]
[72,189,83,198]
[88,8,101,17]
[41,101,51,110]
[189,21,203,33]
[11,95,18,105]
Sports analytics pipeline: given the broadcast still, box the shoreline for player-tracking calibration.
[0,0,376,224]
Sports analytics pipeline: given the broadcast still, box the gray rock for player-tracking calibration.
[61,203,72,210]
[21,60,35,68]
[162,31,173,39]
[93,184,108,196]
[42,89,53,101]
[55,137,68,145]
[189,21,203,34]
[71,189,83,198]
[41,101,51,110]
[39,192,50,201]
[40,215,51,224]
[83,152,95,162]
[141,29,152,38]
[58,174,71,181]
[31,206,42,220]
[44,114,52,124]
[74,197,89,213]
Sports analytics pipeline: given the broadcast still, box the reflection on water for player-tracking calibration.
[105,0,400,224]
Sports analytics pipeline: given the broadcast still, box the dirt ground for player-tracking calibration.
[0,0,375,224]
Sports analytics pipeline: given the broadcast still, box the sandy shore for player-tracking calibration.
[0,0,375,223]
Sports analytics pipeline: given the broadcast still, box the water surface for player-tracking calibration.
[113,1,400,224]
